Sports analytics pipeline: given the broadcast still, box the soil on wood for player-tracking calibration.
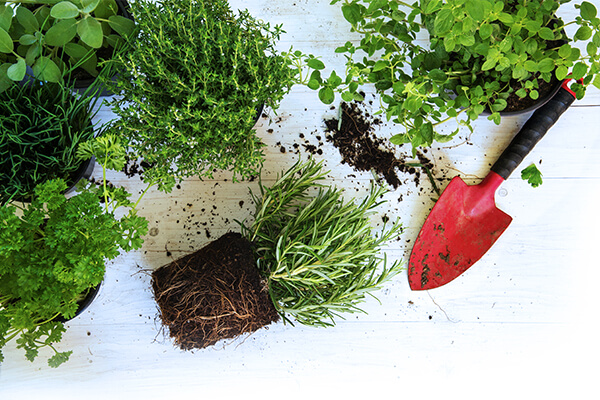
[152,232,279,350]
[324,100,433,188]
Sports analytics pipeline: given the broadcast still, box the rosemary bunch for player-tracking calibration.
[241,159,404,327]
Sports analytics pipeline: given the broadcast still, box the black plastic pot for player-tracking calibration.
[54,281,103,323]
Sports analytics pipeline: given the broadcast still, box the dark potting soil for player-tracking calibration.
[152,232,279,350]
[323,101,433,189]
[503,72,561,112]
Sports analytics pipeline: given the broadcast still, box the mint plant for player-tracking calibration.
[292,0,600,151]
[0,133,150,367]
[106,0,297,192]
[0,0,135,90]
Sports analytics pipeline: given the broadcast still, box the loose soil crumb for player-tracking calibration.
[152,232,279,350]
[324,101,433,189]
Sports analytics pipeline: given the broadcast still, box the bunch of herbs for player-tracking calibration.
[240,158,404,327]
[0,133,150,367]
[0,0,135,90]
[292,0,600,150]
[106,0,297,192]
[0,80,97,204]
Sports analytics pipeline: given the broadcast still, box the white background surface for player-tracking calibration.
[2,1,599,398]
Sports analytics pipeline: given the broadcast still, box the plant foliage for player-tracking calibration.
[0,80,97,204]
[106,0,297,192]
[0,134,149,367]
[240,159,404,327]
[292,0,600,151]
[0,0,135,90]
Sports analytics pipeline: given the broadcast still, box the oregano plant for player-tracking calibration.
[291,0,600,151]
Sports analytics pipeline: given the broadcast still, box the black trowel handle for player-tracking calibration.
[491,81,577,180]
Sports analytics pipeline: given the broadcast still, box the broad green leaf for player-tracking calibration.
[367,0,387,13]
[77,16,103,48]
[16,6,39,33]
[50,2,80,19]
[481,58,497,71]
[390,133,411,145]
[64,42,90,59]
[341,3,361,25]
[372,60,387,72]
[81,0,101,14]
[0,5,12,32]
[579,1,597,20]
[479,23,493,39]
[95,0,119,18]
[424,0,442,14]
[318,86,334,104]
[524,60,538,72]
[592,74,600,90]
[19,33,37,46]
[307,78,320,90]
[434,8,454,35]
[306,58,325,70]
[521,164,543,188]
[33,56,62,82]
[26,42,41,65]
[0,27,13,53]
[538,27,555,41]
[107,15,135,38]
[428,69,446,83]
[44,19,78,47]
[7,57,26,81]
[572,62,588,80]
[555,65,569,80]
[0,63,13,92]
[558,44,572,59]
[537,58,554,73]
[575,26,592,41]
[465,0,484,21]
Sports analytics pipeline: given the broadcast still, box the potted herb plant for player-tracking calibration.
[0,80,98,204]
[0,134,150,367]
[0,0,135,92]
[152,159,403,349]
[105,0,298,192]
[292,0,600,150]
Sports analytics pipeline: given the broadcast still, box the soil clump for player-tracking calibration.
[324,101,433,188]
[152,232,279,350]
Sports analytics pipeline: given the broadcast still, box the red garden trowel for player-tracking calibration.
[408,79,578,290]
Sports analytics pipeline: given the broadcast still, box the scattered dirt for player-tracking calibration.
[152,232,279,350]
[323,100,434,189]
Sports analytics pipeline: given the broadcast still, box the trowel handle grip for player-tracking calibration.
[491,83,576,180]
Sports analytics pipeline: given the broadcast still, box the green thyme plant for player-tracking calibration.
[106,0,297,192]
[0,0,135,90]
[0,133,150,368]
[240,159,403,327]
[0,80,98,204]
[292,0,600,150]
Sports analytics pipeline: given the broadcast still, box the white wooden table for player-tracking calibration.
[2,1,599,398]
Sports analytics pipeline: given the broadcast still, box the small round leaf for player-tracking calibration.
[33,56,62,82]
[45,19,78,47]
[7,57,26,81]
[0,27,13,53]
[77,16,104,48]
[50,2,80,19]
